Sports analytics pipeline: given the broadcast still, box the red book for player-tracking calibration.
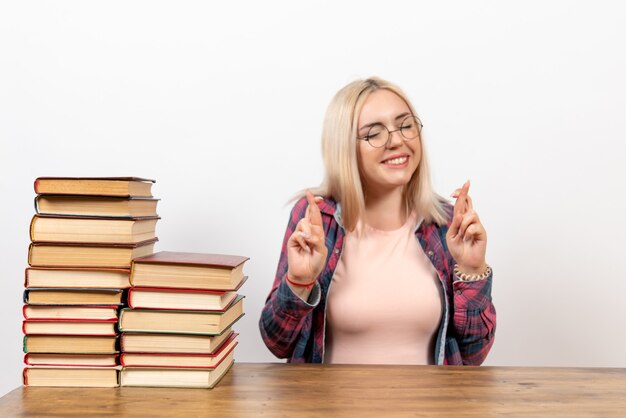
[120,333,238,368]
[24,353,119,367]
[120,353,235,388]
[128,278,246,311]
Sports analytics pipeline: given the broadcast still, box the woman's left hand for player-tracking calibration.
[446,180,488,275]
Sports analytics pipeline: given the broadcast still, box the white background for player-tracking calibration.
[1,1,625,397]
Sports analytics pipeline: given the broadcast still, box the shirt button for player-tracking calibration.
[334,249,340,254]
[456,290,463,295]
[427,250,434,257]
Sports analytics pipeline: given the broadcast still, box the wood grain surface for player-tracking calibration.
[1,363,625,417]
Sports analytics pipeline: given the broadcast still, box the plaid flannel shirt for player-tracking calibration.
[259,196,496,365]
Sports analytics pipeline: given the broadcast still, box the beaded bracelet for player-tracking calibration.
[285,273,317,289]
[454,264,492,282]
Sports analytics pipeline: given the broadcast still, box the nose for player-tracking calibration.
[385,129,404,149]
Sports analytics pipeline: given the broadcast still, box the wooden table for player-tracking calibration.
[1,363,625,417]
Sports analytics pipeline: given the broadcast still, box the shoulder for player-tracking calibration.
[441,200,454,227]
[419,199,453,238]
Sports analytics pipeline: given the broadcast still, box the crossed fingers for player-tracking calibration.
[293,191,324,253]
[449,180,482,242]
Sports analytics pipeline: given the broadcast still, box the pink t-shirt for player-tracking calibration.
[324,212,443,365]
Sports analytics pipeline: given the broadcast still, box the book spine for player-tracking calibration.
[23,335,28,353]
[22,368,29,386]
[23,290,29,304]
[24,268,29,288]
[34,178,40,194]
[24,354,30,365]
[34,196,40,214]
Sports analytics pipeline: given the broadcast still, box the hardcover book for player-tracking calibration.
[24,353,118,367]
[120,333,237,368]
[23,335,118,354]
[120,352,234,388]
[24,288,124,305]
[120,328,234,354]
[130,251,249,290]
[119,295,244,335]
[35,195,159,217]
[23,366,120,387]
[25,267,130,289]
[28,239,157,268]
[127,284,244,311]
[23,305,119,321]
[30,215,159,244]
[34,177,155,197]
[23,319,118,336]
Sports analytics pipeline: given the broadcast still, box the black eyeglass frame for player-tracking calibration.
[356,115,423,148]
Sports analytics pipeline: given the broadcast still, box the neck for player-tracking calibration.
[362,186,407,230]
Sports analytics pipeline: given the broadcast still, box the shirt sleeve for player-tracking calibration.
[259,198,320,359]
[451,268,496,365]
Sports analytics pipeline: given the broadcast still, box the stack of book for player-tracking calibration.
[118,252,248,389]
[23,177,160,387]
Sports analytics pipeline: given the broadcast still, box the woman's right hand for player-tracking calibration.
[286,191,328,291]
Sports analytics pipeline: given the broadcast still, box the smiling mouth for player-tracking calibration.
[381,156,408,165]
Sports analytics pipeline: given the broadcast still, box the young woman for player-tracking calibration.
[259,77,496,365]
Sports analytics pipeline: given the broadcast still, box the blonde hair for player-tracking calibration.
[296,77,449,231]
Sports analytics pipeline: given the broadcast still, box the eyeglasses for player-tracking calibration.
[357,115,423,148]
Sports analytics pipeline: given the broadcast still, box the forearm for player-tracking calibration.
[451,272,497,365]
[259,276,320,358]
